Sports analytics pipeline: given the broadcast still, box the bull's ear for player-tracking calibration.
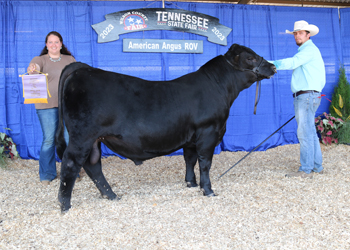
[231,43,239,51]
[225,44,242,67]
[227,44,239,56]
[225,45,236,59]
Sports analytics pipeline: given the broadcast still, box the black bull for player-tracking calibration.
[56,44,276,212]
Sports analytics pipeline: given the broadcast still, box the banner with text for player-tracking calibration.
[21,74,49,104]
[92,8,232,46]
[123,39,203,53]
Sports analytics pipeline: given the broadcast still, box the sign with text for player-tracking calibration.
[92,8,232,46]
[21,74,49,104]
[123,39,203,53]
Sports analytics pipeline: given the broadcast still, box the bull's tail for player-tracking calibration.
[55,62,91,159]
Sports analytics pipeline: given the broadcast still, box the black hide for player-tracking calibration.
[55,43,276,212]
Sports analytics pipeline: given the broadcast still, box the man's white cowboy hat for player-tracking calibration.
[285,20,319,36]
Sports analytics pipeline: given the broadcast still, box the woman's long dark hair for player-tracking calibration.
[39,31,73,56]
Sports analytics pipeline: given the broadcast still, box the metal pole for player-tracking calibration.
[217,116,295,179]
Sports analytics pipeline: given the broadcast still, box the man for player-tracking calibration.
[272,20,326,178]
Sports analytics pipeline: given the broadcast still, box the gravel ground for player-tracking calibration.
[1,143,350,249]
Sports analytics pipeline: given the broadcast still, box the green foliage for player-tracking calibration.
[0,128,20,168]
[338,120,350,144]
[330,66,350,119]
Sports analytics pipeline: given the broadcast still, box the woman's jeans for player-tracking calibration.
[293,92,323,174]
[36,108,68,181]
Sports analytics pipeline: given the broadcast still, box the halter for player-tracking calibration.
[251,57,264,78]
[224,55,264,79]
[224,55,263,114]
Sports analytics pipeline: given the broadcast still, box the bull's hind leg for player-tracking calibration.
[58,149,85,212]
[183,146,198,187]
[83,143,118,201]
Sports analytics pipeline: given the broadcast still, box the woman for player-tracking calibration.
[28,31,76,185]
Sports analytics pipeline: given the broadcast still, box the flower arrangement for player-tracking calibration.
[315,112,344,145]
[0,128,20,167]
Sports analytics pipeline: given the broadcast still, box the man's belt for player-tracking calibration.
[293,90,319,98]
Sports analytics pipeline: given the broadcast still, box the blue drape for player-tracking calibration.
[1,0,349,160]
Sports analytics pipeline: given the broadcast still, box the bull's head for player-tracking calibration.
[224,44,277,82]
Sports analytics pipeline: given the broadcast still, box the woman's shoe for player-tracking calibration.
[41,180,50,186]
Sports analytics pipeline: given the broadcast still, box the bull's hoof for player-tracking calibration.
[206,192,216,197]
[58,194,71,213]
[186,181,198,188]
[98,188,118,200]
[60,204,71,214]
[100,189,119,200]
[201,188,216,197]
[102,193,120,201]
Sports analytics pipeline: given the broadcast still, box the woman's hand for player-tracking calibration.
[27,63,39,74]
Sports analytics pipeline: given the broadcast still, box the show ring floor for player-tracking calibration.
[1,143,349,249]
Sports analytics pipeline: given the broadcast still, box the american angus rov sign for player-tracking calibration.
[123,39,203,53]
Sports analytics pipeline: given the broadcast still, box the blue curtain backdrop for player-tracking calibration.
[0,0,349,160]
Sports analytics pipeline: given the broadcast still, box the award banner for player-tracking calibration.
[92,8,232,46]
[20,73,50,104]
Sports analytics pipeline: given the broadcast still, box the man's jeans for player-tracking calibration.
[36,108,68,181]
[293,92,323,174]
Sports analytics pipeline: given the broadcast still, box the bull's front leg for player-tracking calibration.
[198,156,215,196]
[196,129,218,197]
[183,146,198,187]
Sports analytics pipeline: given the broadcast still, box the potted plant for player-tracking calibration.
[329,65,350,144]
[0,128,20,168]
[330,66,350,120]
[315,112,343,145]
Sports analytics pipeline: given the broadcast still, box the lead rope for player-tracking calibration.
[217,115,295,179]
[254,80,261,115]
